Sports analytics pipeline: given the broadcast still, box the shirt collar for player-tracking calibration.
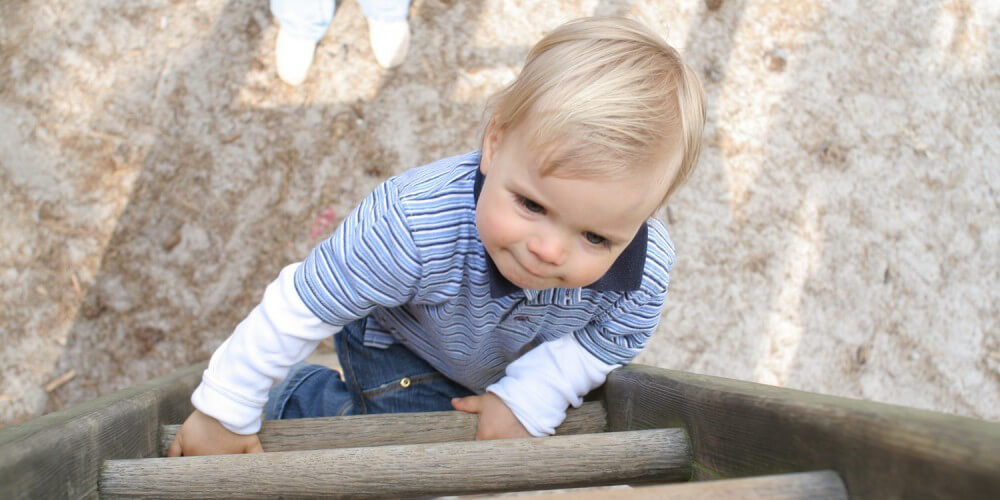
[473,158,648,299]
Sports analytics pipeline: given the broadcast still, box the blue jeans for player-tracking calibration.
[271,0,412,43]
[265,317,474,419]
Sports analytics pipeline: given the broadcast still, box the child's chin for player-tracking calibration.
[508,271,556,290]
[498,267,539,290]
[502,272,532,289]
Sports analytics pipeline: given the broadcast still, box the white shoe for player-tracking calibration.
[275,26,317,86]
[367,18,410,68]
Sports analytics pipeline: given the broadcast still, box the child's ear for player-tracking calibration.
[480,118,502,175]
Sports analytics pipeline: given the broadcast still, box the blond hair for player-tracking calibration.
[485,17,706,203]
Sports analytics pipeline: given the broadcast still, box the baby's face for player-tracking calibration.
[476,120,666,290]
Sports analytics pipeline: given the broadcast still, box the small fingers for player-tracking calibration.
[246,439,264,454]
[166,435,182,457]
[451,396,481,414]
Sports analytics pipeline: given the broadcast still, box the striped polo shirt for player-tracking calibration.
[294,151,675,393]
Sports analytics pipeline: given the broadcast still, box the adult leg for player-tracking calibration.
[270,0,336,84]
[356,0,412,68]
[270,0,336,42]
[355,0,410,22]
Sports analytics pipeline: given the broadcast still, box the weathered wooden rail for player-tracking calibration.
[1,362,998,499]
[157,400,607,454]
[604,365,1000,498]
[482,471,850,499]
[103,429,690,498]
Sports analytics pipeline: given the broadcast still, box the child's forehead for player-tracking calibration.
[509,122,623,179]
[522,129,675,193]
[505,105,681,184]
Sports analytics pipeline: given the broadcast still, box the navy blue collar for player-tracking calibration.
[473,164,648,298]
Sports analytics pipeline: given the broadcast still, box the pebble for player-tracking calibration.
[764,48,788,72]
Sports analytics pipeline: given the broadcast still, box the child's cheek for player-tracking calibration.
[475,196,499,248]
[477,196,520,250]
[477,203,503,248]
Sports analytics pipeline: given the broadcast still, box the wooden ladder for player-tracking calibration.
[2,362,998,498]
[98,403,845,498]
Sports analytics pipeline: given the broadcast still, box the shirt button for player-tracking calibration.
[399,377,411,388]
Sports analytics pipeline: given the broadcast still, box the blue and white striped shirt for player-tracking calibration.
[193,151,675,436]
[294,151,675,393]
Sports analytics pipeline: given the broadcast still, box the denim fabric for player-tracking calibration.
[270,0,412,42]
[264,317,474,420]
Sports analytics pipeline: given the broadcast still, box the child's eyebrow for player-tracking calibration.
[507,179,545,204]
[594,229,632,245]
[576,216,638,245]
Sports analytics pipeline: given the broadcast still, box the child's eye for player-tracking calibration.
[517,195,545,214]
[584,232,610,247]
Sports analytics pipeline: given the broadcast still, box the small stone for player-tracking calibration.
[819,141,847,166]
[37,201,66,221]
[855,345,869,366]
[703,62,722,83]
[764,48,788,72]
[80,293,106,319]
[136,327,165,355]
[705,0,724,11]
[162,230,182,252]
[350,101,365,120]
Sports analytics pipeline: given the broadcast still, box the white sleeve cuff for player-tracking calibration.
[192,366,268,435]
[486,334,619,437]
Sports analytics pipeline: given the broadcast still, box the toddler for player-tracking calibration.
[168,16,706,456]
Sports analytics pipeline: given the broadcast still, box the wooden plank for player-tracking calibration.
[0,363,205,500]
[477,470,847,499]
[604,364,1000,499]
[158,400,606,455]
[101,428,690,498]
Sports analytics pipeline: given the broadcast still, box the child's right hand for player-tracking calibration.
[166,409,264,456]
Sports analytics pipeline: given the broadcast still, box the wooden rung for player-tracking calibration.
[475,470,848,499]
[102,428,690,498]
[159,401,606,455]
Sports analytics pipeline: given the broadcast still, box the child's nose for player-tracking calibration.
[527,235,566,266]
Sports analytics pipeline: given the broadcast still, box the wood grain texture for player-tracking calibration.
[476,470,847,499]
[0,363,205,500]
[605,365,1000,499]
[159,400,606,455]
[102,428,690,498]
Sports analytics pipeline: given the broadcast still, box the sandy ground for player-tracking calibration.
[1,0,997,428]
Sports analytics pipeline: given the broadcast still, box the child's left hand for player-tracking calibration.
[451,392,532,440]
